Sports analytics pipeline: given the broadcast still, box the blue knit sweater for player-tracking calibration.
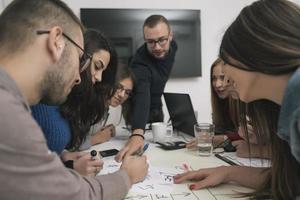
[31,104,71,155]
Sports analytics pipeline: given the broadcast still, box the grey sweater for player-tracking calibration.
[0,68,131,200]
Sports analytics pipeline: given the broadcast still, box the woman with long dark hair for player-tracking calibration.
[210,58,237,133]
[175,0,300,199]
[31,29,118,177]
[80,66,135,149]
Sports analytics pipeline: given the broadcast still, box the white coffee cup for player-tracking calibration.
[151,122,167,142]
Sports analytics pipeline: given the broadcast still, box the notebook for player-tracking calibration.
[163,92,197,136]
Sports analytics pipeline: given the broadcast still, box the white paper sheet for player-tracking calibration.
[98,157,186,195]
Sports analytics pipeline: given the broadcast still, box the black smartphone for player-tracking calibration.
[156,141,186,150]
[99,149,119,157]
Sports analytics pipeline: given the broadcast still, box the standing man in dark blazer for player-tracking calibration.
[116,15,178,161]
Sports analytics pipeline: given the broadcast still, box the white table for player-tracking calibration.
[89,129,253,200]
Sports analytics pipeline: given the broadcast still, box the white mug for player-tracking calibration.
[151,122,167,142]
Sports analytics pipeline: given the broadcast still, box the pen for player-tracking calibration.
[90,150,98,160]
[142,143,149,153]
[215,154,237,166]
[182,163,189,172]
[135,143,149,156]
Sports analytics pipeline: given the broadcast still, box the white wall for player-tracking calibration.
[1,0,300,123]
[62,0,255,123]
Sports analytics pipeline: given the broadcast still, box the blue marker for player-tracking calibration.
[137,143,149,156]
[143,143,149,152]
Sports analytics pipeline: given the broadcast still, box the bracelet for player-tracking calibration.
[129,134,145,140]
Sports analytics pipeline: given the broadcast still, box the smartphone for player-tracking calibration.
[99,149,119,157]
[156,141,186,150]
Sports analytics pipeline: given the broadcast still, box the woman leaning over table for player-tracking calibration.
[174,0,300,199]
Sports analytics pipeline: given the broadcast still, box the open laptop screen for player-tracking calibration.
[163,93,197,136]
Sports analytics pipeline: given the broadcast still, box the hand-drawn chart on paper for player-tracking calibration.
[98,157,252,200]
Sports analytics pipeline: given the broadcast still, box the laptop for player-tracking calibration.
[163,92,197,136]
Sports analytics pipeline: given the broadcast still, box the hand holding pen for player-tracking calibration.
[120,153,149,184]
[87,150,103,176]
[134,143,149,156]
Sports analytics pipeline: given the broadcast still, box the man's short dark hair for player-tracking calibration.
[0,0,83,55]
[143,15,170,32]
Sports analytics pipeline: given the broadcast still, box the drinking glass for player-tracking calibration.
[194,123,214,156]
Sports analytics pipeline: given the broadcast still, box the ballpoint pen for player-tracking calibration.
[135,143,149,156]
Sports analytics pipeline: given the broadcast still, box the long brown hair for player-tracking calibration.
[210,58,237,133]
[219,0,300,199]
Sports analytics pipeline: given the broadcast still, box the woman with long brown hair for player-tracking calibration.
[175,0,300,199]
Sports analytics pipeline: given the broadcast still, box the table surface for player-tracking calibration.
[89,128,253,200]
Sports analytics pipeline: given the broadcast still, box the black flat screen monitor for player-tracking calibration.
[163,92,197,136]
[80,8,201,78]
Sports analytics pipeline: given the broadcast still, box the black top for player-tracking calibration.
[130,40,178,130]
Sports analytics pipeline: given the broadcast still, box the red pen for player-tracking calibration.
[182,163,189,171]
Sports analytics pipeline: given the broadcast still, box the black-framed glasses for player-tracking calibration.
[36,30,92,73]
[115,83,132,97]
[145,35,169,48]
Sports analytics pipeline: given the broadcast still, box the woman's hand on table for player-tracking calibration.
[173,166,230,190]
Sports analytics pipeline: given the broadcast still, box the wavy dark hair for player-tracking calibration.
[219,0,300,199]
[60,29,118,150]
[210,58,237,133]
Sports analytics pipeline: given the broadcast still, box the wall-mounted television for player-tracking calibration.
[81,9,201,78]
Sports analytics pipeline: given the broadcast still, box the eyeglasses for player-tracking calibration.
[145,36,169,48]
[36,30,92,73]
[115,83,132,97]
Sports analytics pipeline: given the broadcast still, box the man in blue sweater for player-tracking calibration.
[116,15,178,161]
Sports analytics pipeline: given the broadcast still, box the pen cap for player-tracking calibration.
[90,150,97,157]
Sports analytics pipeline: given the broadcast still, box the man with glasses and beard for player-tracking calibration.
[0,0,148,199]
[116,15,178,162]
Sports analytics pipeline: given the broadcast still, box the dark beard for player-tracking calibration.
[39,48,70,105]
[39,69,67,105]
